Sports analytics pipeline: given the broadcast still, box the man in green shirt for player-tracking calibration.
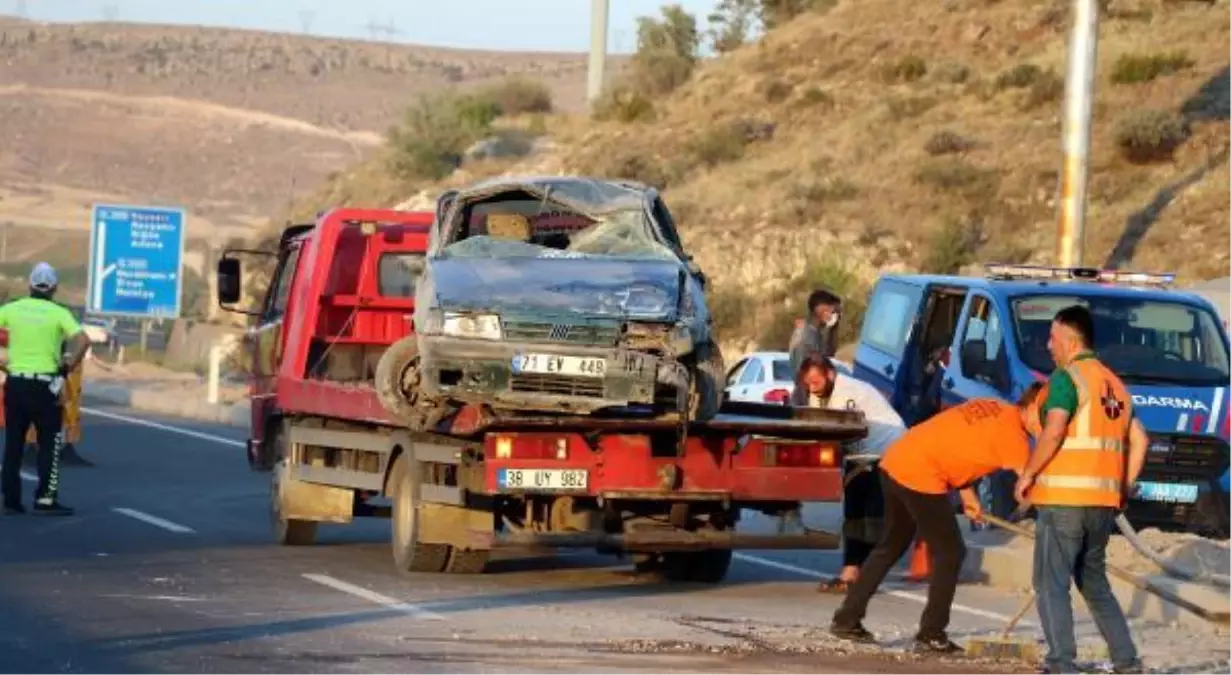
[1,262,89,516]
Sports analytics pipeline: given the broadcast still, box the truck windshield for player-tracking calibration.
[1011,294,1231,386]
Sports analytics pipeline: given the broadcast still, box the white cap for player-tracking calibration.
[29,262,57,290]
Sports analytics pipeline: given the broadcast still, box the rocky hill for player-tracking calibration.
[0,16,594,295]
[278,0,1229,352]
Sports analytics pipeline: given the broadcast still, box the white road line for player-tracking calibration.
[112,507,196,534]
[81,406,246,448]
[302,573,445,621]
[732,552,1034,627]
[19,470,37,483]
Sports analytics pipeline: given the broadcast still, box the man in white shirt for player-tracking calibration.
[791,354,905,592]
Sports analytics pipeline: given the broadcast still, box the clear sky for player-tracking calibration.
[11,0,722,53]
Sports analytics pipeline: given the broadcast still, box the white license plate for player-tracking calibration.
[1134,481,1199,504]
[498,468,588,491]
[511,353,606,378]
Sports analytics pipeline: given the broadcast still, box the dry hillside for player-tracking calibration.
[288,0,1229,352]
[0,16,595,295]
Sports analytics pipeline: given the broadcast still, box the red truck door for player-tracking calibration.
[249,242,305,437]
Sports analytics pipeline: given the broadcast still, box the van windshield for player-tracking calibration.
[1011,294,1231,386]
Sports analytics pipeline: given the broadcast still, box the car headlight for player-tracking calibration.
[618,284,672,318]
[441,312,502,340]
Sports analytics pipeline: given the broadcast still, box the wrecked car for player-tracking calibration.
[375,176,725,428]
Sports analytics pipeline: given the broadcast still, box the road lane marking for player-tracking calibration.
[112,507,196,534]
[732,552,1034,627]
[82,406,246,448]
[302,573,445,621]
[20,470,37,482]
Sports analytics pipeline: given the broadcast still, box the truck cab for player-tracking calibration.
[853,264,1230,537]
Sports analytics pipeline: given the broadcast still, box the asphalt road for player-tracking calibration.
[0,406,1222,674]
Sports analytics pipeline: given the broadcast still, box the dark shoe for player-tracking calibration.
[1113,662,1145,674]
[4,502,24,515]
[32,500,74,516]
[829,622,877,644]
[914,634,964,655]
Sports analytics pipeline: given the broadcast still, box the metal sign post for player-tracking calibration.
[86,204,186,321]
[1056,0,1100,268]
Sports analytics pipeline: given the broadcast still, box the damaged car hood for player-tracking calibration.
[430,256,683,321]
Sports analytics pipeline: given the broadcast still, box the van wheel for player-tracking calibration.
[388,452,451,574]
[663,549,732,584]
[375,337,434,430]
[271,460,317,546]
[688,343,724,422]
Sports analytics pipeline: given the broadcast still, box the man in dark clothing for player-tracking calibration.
[789,288,842,375]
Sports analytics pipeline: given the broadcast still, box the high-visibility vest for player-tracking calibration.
[1031,358,1131,508]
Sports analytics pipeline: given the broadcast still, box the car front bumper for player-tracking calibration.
[418,335,688,414]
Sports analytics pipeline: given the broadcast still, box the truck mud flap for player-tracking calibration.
[495,529,839,552]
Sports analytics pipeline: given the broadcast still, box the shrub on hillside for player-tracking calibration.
[1110,51,1195,85]
[631,4,701,96]
[913,158,1000,201]
[1113,108,1190,163]
[795,86,835,109]
[882,55,928,83]
[686,122,757,168]
[1020,69,1065,110]
[994,63,1045,91]
[709,284,758,340]
[924,130,976,156]
[483,77,554,115]
[919,217,983,275]
[386,92,498,181]
[591,85,657,123]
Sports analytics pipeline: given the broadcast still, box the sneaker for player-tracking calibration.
[829,622,877,644]
[32,500,74,516]
[914,634,964,655]
[1113,662,1145,674]
[4,502,24,515]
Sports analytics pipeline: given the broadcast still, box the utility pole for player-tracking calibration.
[298,10,316,34]
[587,0,610,105]
[1055,0,1100,268]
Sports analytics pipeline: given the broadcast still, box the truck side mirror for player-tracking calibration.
[217,257,242,305]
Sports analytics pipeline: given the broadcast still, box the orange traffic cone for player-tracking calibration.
[904,539,930,582]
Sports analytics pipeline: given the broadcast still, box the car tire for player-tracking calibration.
[375,337,432,429]
[689,342,724,422]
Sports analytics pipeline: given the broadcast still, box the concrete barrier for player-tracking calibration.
[962,536,1230,635]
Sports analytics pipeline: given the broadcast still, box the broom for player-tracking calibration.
[965,509,1041,662]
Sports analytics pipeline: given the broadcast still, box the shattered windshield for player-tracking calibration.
[1012,294,1231,386]
[440,189,679,263]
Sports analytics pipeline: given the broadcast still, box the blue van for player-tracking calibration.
[853,264,1230,536]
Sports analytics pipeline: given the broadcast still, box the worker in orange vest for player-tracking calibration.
[1014,305,1149,675]
[829,386,1045,653]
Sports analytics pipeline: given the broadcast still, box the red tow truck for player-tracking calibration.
[216,208,867,581]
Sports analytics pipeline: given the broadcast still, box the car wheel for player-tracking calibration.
[688,343,724,422]
[375,337,436,429]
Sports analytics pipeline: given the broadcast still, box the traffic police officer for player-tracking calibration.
[0,262,89,516]
[1015,305,1149,674]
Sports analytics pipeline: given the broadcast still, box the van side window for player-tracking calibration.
[861,281,920,358]
[265,246,302,320]
[959,296,1009,392]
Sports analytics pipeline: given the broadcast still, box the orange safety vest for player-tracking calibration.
[1031,358,1131,508]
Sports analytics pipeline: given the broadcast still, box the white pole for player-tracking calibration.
[1056,0,1100,268]
[207,343,222,405]
[587,0,610,104]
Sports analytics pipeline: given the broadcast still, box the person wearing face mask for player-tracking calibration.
[789,355,906,594]
[789,288,842,376]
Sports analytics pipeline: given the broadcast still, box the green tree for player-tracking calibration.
[759,0,832,30]
[706,0,759,54]
[631,4,701,96]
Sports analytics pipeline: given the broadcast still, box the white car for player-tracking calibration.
[724,350,855,405]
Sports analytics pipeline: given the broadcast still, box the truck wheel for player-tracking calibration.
[375,337,431,429]
[271,461,318,546]
[388,452,451,574]
[444,548,490,574]
[663,549,733,584]
[688,343,724,423]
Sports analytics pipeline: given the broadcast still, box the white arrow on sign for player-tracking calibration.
[92,219,117,311]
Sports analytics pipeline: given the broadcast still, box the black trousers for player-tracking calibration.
[833,472,967,639]
[842,460,884,568]
[2,377,64,507]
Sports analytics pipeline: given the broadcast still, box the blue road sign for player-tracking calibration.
[86,204,186,319]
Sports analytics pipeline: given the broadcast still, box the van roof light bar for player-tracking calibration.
[983,263,1176,288]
